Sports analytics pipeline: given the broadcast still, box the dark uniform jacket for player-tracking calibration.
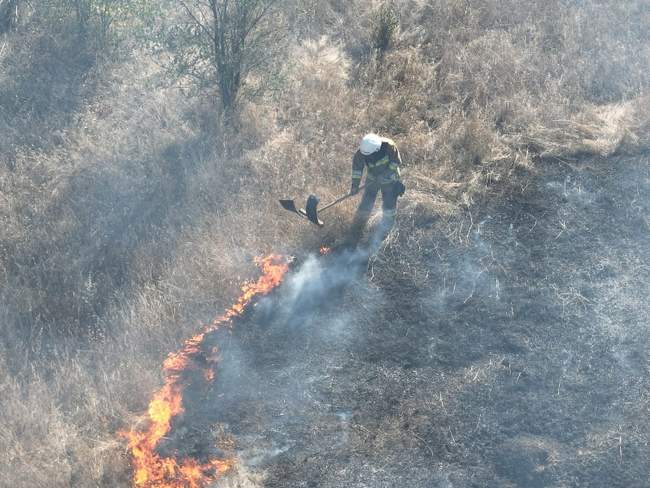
[352,138,402,189]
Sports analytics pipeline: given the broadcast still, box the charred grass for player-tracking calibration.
[1,1,649,486]
[215,154,649,487]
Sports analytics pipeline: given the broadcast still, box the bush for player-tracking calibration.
[372,1,399,55]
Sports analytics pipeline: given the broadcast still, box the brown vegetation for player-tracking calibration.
[0,0,648,486]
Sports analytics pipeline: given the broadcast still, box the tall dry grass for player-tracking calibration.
[0,0,648,485]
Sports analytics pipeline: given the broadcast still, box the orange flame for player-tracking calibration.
[320,246,331,255]
[121,254,290,487]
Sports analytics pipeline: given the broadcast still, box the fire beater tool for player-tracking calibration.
[280,185,366,227]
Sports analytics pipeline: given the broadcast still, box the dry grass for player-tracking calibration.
[0,0,648,486]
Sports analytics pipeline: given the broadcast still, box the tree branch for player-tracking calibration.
[179,0,212,37]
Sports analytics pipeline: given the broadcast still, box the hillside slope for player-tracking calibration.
[194,154,649,487]
[1,2,649,487]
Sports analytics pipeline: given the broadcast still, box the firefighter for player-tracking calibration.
[347,133,406,245]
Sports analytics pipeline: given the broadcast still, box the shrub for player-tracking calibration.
[371,1,399,55]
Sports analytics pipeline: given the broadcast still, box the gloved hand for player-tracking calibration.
[350,184,360,196]
[395,180,406,197]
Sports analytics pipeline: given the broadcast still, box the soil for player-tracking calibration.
[182,155,649,487]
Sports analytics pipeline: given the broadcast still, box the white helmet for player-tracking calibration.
[360,133,382,155]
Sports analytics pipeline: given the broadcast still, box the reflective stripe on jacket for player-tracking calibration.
[352,138,402,187]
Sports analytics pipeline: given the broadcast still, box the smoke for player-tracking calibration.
[205,248,381,483]
[276,250,370,325]
[126,152,649,487]
[425,216,503,315]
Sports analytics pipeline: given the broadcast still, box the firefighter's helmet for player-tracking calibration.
[360,133,382,155]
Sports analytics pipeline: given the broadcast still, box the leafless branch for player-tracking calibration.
[179,0,211,36]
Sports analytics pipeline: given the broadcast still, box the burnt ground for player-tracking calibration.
[188,155,649,487]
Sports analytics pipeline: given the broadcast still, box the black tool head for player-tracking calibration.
[279,199,298,213]
[304,194,324,226]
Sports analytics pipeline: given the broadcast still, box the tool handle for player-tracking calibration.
[319,184,366,214]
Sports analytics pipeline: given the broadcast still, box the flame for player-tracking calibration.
[320,246,331,255]
[121,254,290,487]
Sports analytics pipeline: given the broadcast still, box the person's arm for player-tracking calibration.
[351,151,364,194]
[386,141,402,180]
